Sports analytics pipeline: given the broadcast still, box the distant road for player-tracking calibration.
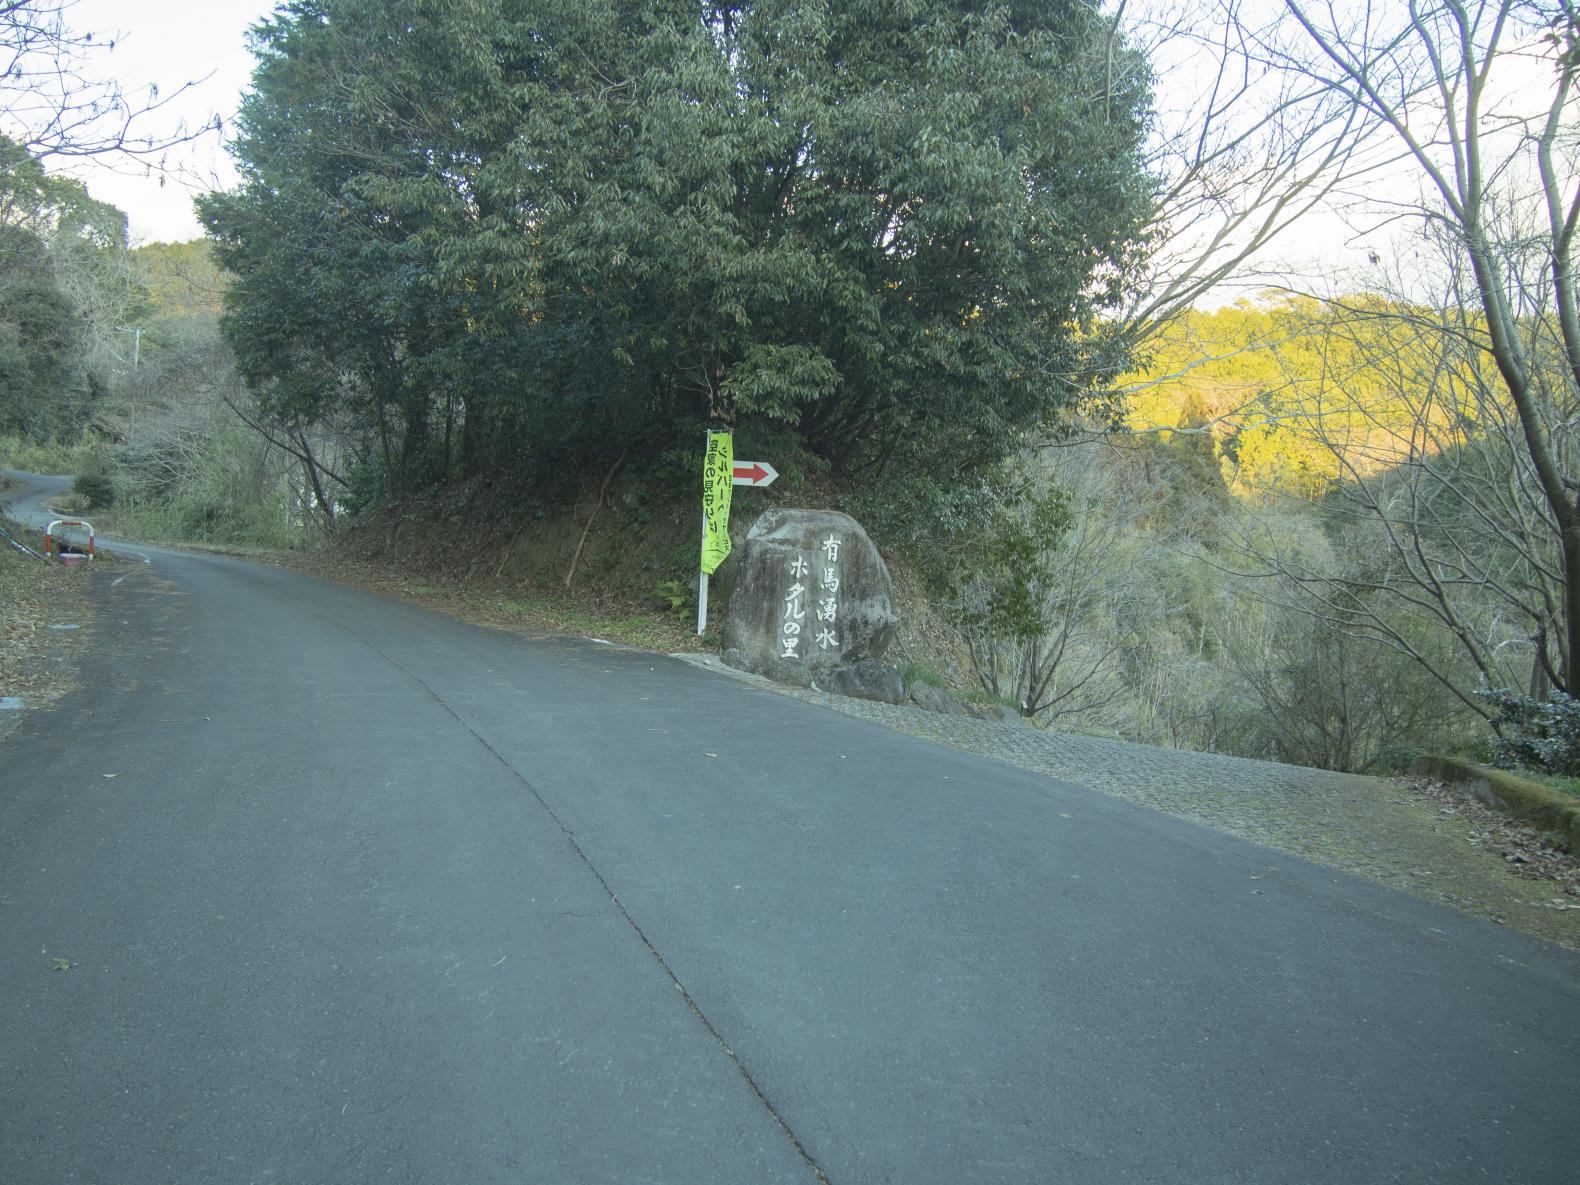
[0,468,71,526]
[2,468,158,568]
[2,467,1578,1184]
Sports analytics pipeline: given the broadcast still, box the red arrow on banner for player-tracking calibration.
[731,460,779,488]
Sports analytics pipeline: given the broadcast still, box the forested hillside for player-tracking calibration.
[1124,297,1468,500]
[0,151,328,547]
[0,135,129,444]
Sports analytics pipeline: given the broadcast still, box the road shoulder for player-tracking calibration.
[673,652,1580,952]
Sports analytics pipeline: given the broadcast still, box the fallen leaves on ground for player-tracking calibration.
[0,517,96,713]
[1403,777,1580,907]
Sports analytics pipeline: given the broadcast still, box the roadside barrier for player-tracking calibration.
[44,519,95,565]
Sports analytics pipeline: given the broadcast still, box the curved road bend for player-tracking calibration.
[1,469,1578,1184]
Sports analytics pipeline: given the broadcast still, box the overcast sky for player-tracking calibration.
[52,0,273,245]
[46,0,1378,296]
[41,0,1494,302]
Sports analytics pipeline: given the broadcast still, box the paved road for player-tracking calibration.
[1,469,69,534]
[681,655,1580,949]
[3,471,1579,1184]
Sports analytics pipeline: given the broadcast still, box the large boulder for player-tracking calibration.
[721,509,898,686]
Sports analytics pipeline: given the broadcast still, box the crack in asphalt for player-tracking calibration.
[353,632,833,1185]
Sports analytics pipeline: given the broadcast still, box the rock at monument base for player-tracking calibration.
[909,680,971,716]
[811,657,908,705]
[721,508,898,684]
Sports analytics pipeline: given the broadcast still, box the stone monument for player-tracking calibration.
[721,508,905,703]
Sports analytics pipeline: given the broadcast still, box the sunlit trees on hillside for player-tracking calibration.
[1121,296,1463,499]
[1241,267,1578,717]
[1250,0,1580,705]
[955,0,1577,764]
[1107,1,1580,726]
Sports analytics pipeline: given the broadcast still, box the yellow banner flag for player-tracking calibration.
[700,431,733,575]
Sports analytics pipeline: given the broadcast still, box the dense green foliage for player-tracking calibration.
[1,0,1559,784]
[200,0,1153,500]
[1478,689,1580,779]
[0,135,128,441]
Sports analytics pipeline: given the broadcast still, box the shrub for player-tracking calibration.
[1477,687,1580,776]
[71,472,114,509]
[650,579,696,617]
[899,661,948,690]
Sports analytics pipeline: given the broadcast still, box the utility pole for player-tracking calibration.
[115,326,142,368]
[118,326,142,438]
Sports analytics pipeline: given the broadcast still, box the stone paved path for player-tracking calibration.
[675,654,1580,951]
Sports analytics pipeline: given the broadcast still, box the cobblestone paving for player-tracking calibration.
[675,654,1580,951]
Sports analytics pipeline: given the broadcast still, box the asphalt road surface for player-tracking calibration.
[2,469,71,543]
[3,469,1579,1184]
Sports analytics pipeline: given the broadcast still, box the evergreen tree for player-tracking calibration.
[201,0,1153,495]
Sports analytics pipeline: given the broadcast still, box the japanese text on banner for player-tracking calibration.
[700,432,733,575]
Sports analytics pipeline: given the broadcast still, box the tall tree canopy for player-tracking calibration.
[202,0,1153,496]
